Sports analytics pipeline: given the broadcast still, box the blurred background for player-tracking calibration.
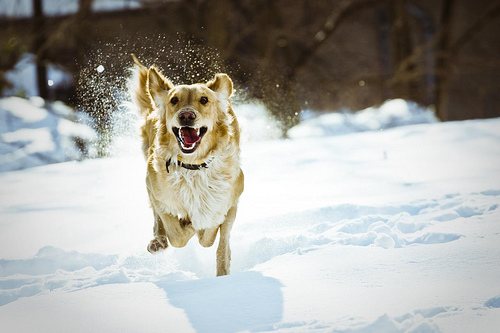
[1,0,499,168]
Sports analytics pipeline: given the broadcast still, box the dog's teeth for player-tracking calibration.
[181,141,195,151]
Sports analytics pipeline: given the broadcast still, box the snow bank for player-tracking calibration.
[235,99,436,142]
[3,53,74,98]
[0,97,97,172]
[235,102,282,142]
[288,99,438,139]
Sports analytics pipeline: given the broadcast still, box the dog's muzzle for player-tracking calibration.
[173,126,208,154]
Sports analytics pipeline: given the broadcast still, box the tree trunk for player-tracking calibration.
[434,0,455,121]
[33,0,48,99]
[390,0,414,99]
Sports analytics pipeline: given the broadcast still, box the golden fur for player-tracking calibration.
[130,55,244,276]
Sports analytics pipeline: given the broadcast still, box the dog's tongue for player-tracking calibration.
[180,127,200,145]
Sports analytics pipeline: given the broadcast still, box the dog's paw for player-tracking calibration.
[147,236,168,253]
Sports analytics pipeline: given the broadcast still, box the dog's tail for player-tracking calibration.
[129,54,153,117]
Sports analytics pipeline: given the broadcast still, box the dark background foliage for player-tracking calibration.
[1,0,499,134]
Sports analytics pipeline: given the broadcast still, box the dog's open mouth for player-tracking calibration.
[173,126,208,153]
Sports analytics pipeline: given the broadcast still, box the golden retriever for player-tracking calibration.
[129,55,244,276]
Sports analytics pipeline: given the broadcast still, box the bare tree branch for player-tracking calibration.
[288,0,387,80]
[450,2,500,54]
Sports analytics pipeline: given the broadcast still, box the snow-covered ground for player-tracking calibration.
[0,101,499,332]
[0,97,97,172]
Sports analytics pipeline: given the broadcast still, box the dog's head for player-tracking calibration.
[146,67,233,156]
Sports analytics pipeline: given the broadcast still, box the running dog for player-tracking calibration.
[130,55,244,276]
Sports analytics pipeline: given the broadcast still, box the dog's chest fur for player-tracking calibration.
[149,156,236,230]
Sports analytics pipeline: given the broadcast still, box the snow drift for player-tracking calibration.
[0,97,97,172]
[288,99,438,139]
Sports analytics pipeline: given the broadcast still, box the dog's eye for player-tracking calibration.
[200,97,208,105]
[170,97,179,105]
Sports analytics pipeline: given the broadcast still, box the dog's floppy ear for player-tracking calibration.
[147,66,173,107]
[207,73,233,101]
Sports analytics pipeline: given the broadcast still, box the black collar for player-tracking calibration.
[165,157,213,173]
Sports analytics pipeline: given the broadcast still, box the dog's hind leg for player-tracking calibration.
[147,213,168,253]
[216,206,237,276]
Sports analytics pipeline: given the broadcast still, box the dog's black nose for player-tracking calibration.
[179,111,196,126]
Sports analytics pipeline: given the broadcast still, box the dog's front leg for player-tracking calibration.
[216,206,237,276]
[148,213,196,252]
[197,227,219,248]
[147,213,168,253]
[165,216,196,248]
